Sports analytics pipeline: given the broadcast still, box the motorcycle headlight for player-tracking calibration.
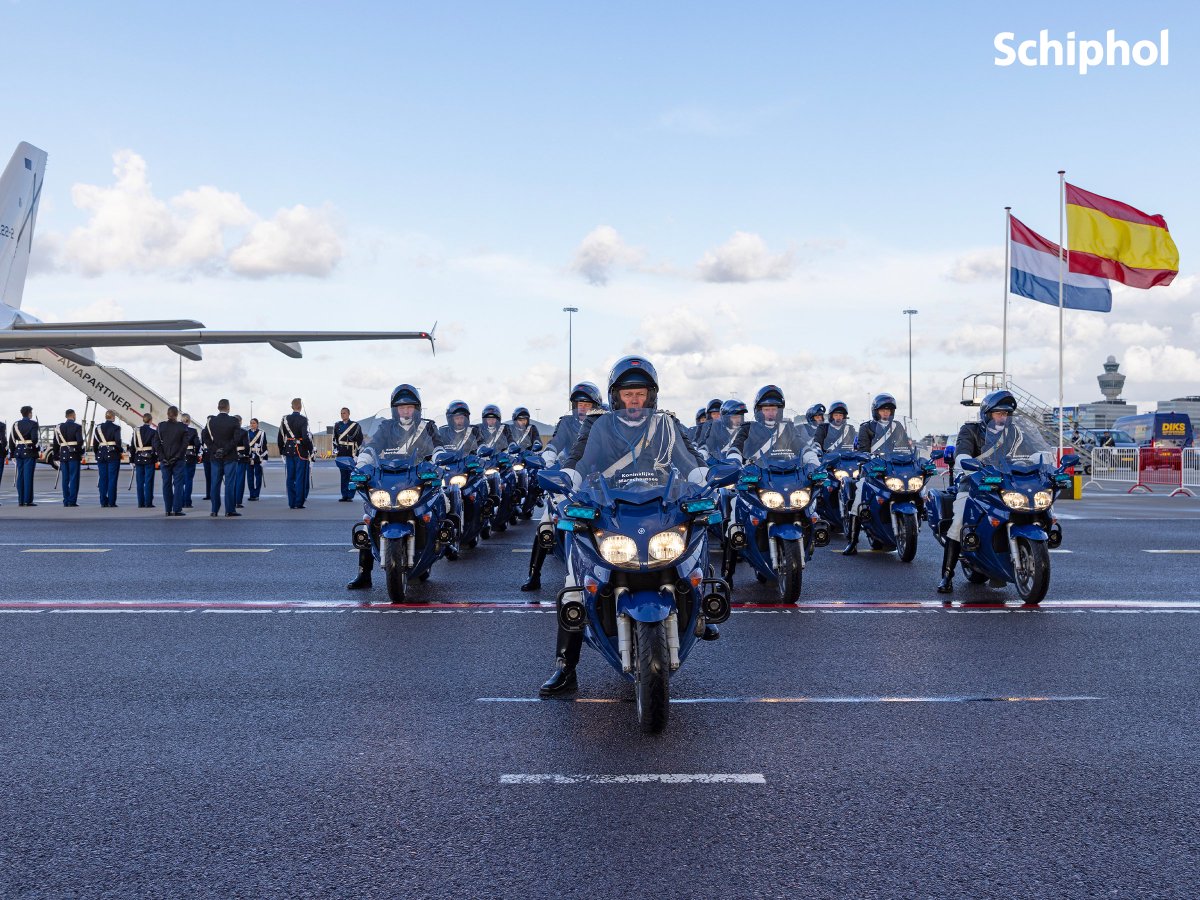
[369,489,394,509]
[648,529,685,563]
[907,476,925,491]
[449,474,468,487]
[396,488,421,508]
[833,469,850,481]
[884,476,905,492]
[789,489,811,508]
[1002,491,1030,510]
[759,490,784,509]
[599,534,639,567]
[1033,490,1053,510]
[513,463,525,471]
[851,468,861,478]
[484,468,498,476]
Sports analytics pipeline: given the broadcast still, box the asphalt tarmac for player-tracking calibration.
[1,463,1197,898]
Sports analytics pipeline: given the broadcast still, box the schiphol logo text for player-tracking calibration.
[994,29,1168,75]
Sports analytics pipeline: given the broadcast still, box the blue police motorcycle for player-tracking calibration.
[440,450,493,550]
[340,455,457,603]
[725,458,830,602]
[541,464,736,733]
[481,444,523,531]
[925,426,1073,605]
[815,450,860,534]
[840,449,938,562]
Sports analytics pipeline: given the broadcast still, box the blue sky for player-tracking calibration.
[3,1,1197,434]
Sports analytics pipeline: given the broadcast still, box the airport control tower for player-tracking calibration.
[1077,356,1134,429]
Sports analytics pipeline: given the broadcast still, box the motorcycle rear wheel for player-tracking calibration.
[776,539,803,602]
[895,513,918,563]
[634,620,670,734]
[1014,537,1050,604]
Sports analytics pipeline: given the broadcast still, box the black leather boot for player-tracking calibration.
[539,628,582,696]
[936,539,961,594]
[520,525,552,593]
[842,514,861,556]
[346,548,373,590]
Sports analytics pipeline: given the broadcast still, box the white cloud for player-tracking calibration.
[569,225,645,286]
[50,150,342,279]
[696,231,794,283]
[631,307,714,356]
[947,248,1004,283]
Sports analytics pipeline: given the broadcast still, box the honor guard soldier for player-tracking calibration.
[10,405,40,506]
[233,415,251,507]
[180,413,200,508]
[278,398,313,509]
[52,409,85,506]
[0,417,7,505]
[246,417,267,501]
[333,407,363,501]
[202,399,242,517]
[130,412,158,508]
[92,410,123,508]
[154,406,190,516]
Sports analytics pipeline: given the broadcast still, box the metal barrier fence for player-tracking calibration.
[1083,447,1138,491]
[1182,448,1199,493]
[1129,447,1195,498]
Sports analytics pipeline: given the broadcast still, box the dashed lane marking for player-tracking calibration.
[480,695,1105,705]
[500,774,766,785]
[1143,549,1200,554]
[21,548,110,553]
[185,548,274,553]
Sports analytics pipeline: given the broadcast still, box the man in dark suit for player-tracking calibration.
[0,418,7,506]
[202,399,243,517]
[181,413,201,508]
[10,405,40,506]
[52,409,86,507]
[130,412,158,508]
[92,410,124,508]
[278,398,314,510]
[154,406,191,517]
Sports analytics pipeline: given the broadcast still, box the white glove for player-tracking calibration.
[562,468,583,491]
[541,448,557,466]
[688,467,708,486]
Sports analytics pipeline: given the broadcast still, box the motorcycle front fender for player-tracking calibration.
[767,522,803,542]
[617,588,675,624]
[1009,523,1048,542]
[892,501,918,517]
[381,522,414,541]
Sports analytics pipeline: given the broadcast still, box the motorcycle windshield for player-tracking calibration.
[359,408,439,467]
[580,467,691,506]
[572,408,704,480]
[863,419,913,456]
[978,422,1055,472]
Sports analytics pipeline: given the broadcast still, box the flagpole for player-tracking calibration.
[1057,170,1066,458]
[1003,206,1011,386]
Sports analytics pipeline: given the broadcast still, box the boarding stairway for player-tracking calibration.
[960,372,1078,450]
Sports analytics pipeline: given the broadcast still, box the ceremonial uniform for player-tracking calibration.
[130,422,158,508]
[92,420,123,507]
[246,426,267,501]
[52,419,85,506]
[10,415,40,506]
[0,421,6,504]
[182,422,201,507]
[278,411,314,509]
[155,418,191,516]
[333,418,363,500]
[234,426,251,507]
[202,411,242,516]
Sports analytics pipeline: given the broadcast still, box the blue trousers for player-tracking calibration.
[97,461,120,506]
[16,457,35,504]
[60,458,81,505]
[209,458,238,515]
[338,461,355,500]
[183,461,196,506]
[135,463,156,507]
[248,462,263,499]
[285,456,310,508]
[202,458,212,499]
[161,462,186,514]
[235,461,247,505]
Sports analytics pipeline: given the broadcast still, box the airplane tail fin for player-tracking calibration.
[0,142,48,310]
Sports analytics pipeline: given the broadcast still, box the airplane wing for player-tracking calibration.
[0,329,435,361]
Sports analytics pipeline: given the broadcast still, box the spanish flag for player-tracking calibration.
[1067,184,1179,288]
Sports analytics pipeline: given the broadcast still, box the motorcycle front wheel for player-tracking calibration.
[776,539,803,602]
[1014,537,1050,605]
[386,565,408,603]
[634,620,670,734]
[895,513,918,563]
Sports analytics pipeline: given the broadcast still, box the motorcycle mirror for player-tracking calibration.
[1059,453,1080,469]
[531,440,543,452]
[335,457,355,470]
[538,469,573,494]
[507,442,520,453]
[706,462,741,487]
[930,449,944,461]
[478,446,494,458]
[959,458,982,472]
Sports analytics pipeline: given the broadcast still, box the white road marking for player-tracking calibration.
[1049,549,1073,554]
[499,774,766,785]
[21,548,110,553]
[1143,549,1200,554]
[185,549,274,553]
[480,695,1103,705]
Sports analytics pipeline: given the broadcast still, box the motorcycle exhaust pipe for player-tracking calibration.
[961,527,981,552]
[436,520,456,545]
[351,523,371,549]
[557,598,586,632]
[812,519,831,547]
[729,525,748,550]
[536,525,556,549]
[1047,523,1063,549]
[701,591,731,624]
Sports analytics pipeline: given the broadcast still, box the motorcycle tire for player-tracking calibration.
[386,566,408,604]
[1014,537,1050,605]
[495,521,508,533]
[960,561,989,584]
[895,513,918,563]
[481,525,491,540]
[634,620,670,735]
[776,539,803,602]
[467,537,479,549]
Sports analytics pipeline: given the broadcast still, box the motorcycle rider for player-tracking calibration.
[843,393,912,556]
[693,397,724,446]
[477,404,514,451]
[936,390,1051,594]
[538,355,713,697]
[438,400,481,452]
[690,408,707,441]
[699,399,748,463]
[730,385,817,466]
[797,403,827,445]
[519,382,603,592]
[811,401,856,456]
[346,384,447,590]
[510,407,540,450]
